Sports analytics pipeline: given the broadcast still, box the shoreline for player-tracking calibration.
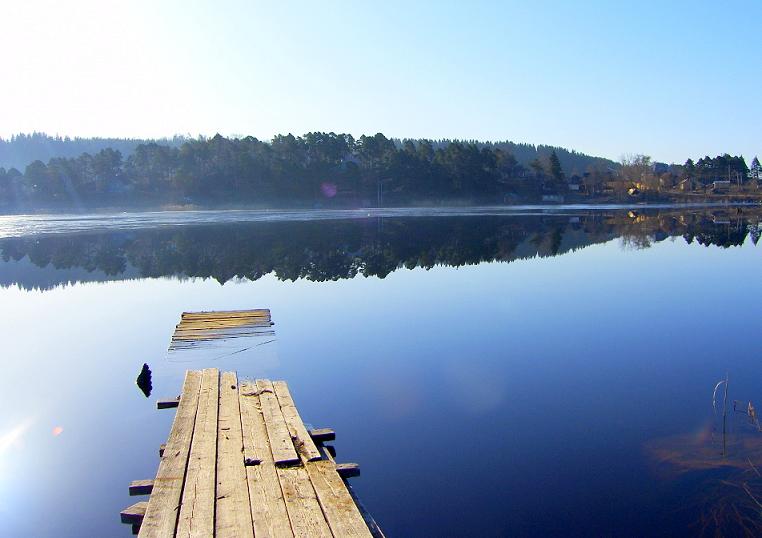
[0,202,758,240]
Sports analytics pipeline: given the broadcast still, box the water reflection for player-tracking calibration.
[0,207,759,291]
[0,207,761,537]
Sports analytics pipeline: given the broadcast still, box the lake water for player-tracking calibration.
[0,206,761,537]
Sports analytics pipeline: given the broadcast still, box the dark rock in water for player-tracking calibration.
[136,363,152,397]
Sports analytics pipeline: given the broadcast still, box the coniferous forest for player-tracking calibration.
[0,132,758,212]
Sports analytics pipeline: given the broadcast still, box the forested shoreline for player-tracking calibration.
[0,132,758,212]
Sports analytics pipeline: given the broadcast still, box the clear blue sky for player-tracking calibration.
[1,0,759,163]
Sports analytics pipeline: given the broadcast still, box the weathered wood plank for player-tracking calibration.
[121,501,148,524]
[156,397,180,409]
[174,324,273,333]
[272,381,322,462]
[320,444,384,538]
[216,372,254,538]
[305,460,372,537]
[240,380,295,538]
[181,310,270,320]
[175,324,272,333]
[309,428,335,443]
[336,463,361,479]
[139,370,203,538]
[176,368,219,538]
[277,466,333,538]
[257,379,299,466]
[129,480,154,496]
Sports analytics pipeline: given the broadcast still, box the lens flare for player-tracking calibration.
[0,420,32,453]
[320,182,337,198]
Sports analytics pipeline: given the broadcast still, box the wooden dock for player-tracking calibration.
[121,367,381,537]
[167,309,276,359]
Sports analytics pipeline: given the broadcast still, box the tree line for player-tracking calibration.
[0,133,186,170]
[0,132,618,210]
[1,132,756,211]
[618,153,760,195]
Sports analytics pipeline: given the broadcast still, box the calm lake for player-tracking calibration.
[1,206,761,537]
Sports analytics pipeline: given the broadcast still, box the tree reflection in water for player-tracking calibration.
[0,207,760,291]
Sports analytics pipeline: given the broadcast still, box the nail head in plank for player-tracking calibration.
[121,501,148,524]
[304,460,373,537]
[272,381,322,462]
[239,380,294,537]
[139,370,203,537]
[216,371,255,538]
[177,368,219,537]
[129,480,154,496]
[256,379,300,466]
[308,428,335,443]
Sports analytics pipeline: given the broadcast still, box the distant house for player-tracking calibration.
[677,178,698,191]
[652,162,670,175]
[567,175,582,191]
[541,194,564,203]
[712,180,731,191]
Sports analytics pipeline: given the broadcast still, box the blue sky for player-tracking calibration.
[1,0,759,163]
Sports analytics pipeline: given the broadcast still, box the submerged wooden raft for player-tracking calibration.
[169,309,275,352]
[121,368,381,537]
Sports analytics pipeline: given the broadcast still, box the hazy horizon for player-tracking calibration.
[1,1,759,164]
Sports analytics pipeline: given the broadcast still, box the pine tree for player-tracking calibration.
[751,156,761,181]
[548,150,565,182]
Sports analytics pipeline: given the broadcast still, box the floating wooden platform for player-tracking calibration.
[168,309,275,353]
[122,367,381,537]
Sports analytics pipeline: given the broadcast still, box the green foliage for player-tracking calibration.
[1,132,750,210]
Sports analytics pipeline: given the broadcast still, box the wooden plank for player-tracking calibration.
[139,370,203,538]
[305,460,373,537]
[336,463,361,479]
[309,428,335,443]
[172,331,274,342]
[320,444,383,538]
[176,368,219,537]
[257,379,299,466]
[215,371,254,538]
[156,397,180,409]
[181,310,270,320]
[177,323,270,330]
[129,479,154,496]
[239,380,295,538]
[276,466,333,538]
[178,317,271,326]
[272,381,322,462]
[121,501,148,524]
